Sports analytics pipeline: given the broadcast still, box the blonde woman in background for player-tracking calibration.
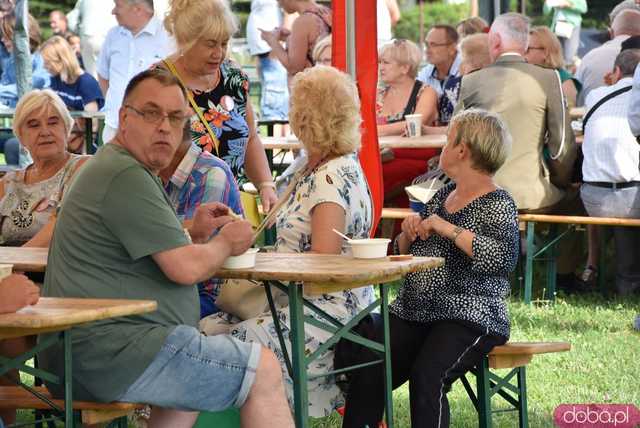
[40,36,103,112]
[377,39,439,207]
[312,35,331,66]
[40,36,104,153]
[525,25,581,107]
[162,0,277,211]
[456,16,489,38]
[259,0,331,82]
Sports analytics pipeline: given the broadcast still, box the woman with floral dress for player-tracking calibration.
[201,66,374,417]
[161,0,278,211]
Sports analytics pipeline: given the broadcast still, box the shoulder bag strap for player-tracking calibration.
[162,59,220,156]
[402,80,424,118]
[582,85,632,134]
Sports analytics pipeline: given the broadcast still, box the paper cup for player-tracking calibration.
[0,264,13,280]
[405,114,422,137]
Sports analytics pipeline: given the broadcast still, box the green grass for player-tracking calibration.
[310,292,640,428]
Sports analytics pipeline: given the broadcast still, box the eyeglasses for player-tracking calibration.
[125,105,189,128]
[392,38,407,46]
[425,41,453,49]
[526,46,545,53]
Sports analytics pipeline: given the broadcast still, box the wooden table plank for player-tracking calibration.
[0,247,48,272]
[0,298,157,336]
[378,134,447,149]
[216,253,443,289]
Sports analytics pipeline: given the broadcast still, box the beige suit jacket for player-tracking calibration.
[454,55,577,210]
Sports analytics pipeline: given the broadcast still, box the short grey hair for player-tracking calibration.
[13,89,74,142]
[614,48,640,75]
[610,0,640,24]
[491,13,530,51]
[449,109,512,174]
[612,9,640,37]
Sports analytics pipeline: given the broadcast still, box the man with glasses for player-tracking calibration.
[39,68,294,427]
[417,25,461,101]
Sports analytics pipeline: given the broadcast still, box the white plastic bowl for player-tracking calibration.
[349,238,391,259]
[222,248,259,269]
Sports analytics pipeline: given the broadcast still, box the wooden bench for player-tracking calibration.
[379,209,640,302]
[461,341,571,428]
[0,385,143,426]
[519,214,640,303]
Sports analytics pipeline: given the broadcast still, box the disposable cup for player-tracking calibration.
[405,114,422,137]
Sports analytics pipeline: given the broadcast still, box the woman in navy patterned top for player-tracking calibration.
[343,109,520,428]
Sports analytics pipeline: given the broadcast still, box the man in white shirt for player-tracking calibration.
[575,8,640,106]
[416,25,461,100]
[98,0,175,143]
[581,49,640,295]
[67,0,118,78]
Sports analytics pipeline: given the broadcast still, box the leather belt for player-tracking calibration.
[583,181,640,189]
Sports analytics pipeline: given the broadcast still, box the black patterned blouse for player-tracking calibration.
[391,183,519,338]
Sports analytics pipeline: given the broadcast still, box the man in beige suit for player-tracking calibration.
[454,12,577,213]
[455,13,582,288]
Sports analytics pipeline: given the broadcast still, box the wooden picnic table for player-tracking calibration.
[0,297,157,340]
[0,297,156,427]
[0,247,48,272]
[217,252,443,428]
[0,247,444,427]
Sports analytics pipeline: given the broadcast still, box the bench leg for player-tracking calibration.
[524,222,535,304]
[546,224,558,301]
[476,358,493,428]
[517,367,529,428]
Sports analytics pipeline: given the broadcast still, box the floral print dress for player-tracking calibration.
[200,154,374,417]
[190,59,252,184]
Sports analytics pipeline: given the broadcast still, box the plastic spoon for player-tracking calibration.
[332,228,353,242]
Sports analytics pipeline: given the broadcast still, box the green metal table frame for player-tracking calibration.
[0,330,74,427]
[460,359,528,428]
[522,221,610,304]
[264,281,394,428]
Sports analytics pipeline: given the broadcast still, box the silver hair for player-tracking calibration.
[612,9,640,37]
[491,13,530,51]
[610,0,640,24]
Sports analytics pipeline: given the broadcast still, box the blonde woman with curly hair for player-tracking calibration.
[525,25,581,107]
[161,0,277,211]
[201,66,374,417]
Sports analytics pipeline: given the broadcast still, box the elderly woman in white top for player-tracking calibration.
[0,90,88,248]
[201,66,374,417]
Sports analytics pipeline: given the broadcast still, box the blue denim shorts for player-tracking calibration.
[117,325,261,411]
